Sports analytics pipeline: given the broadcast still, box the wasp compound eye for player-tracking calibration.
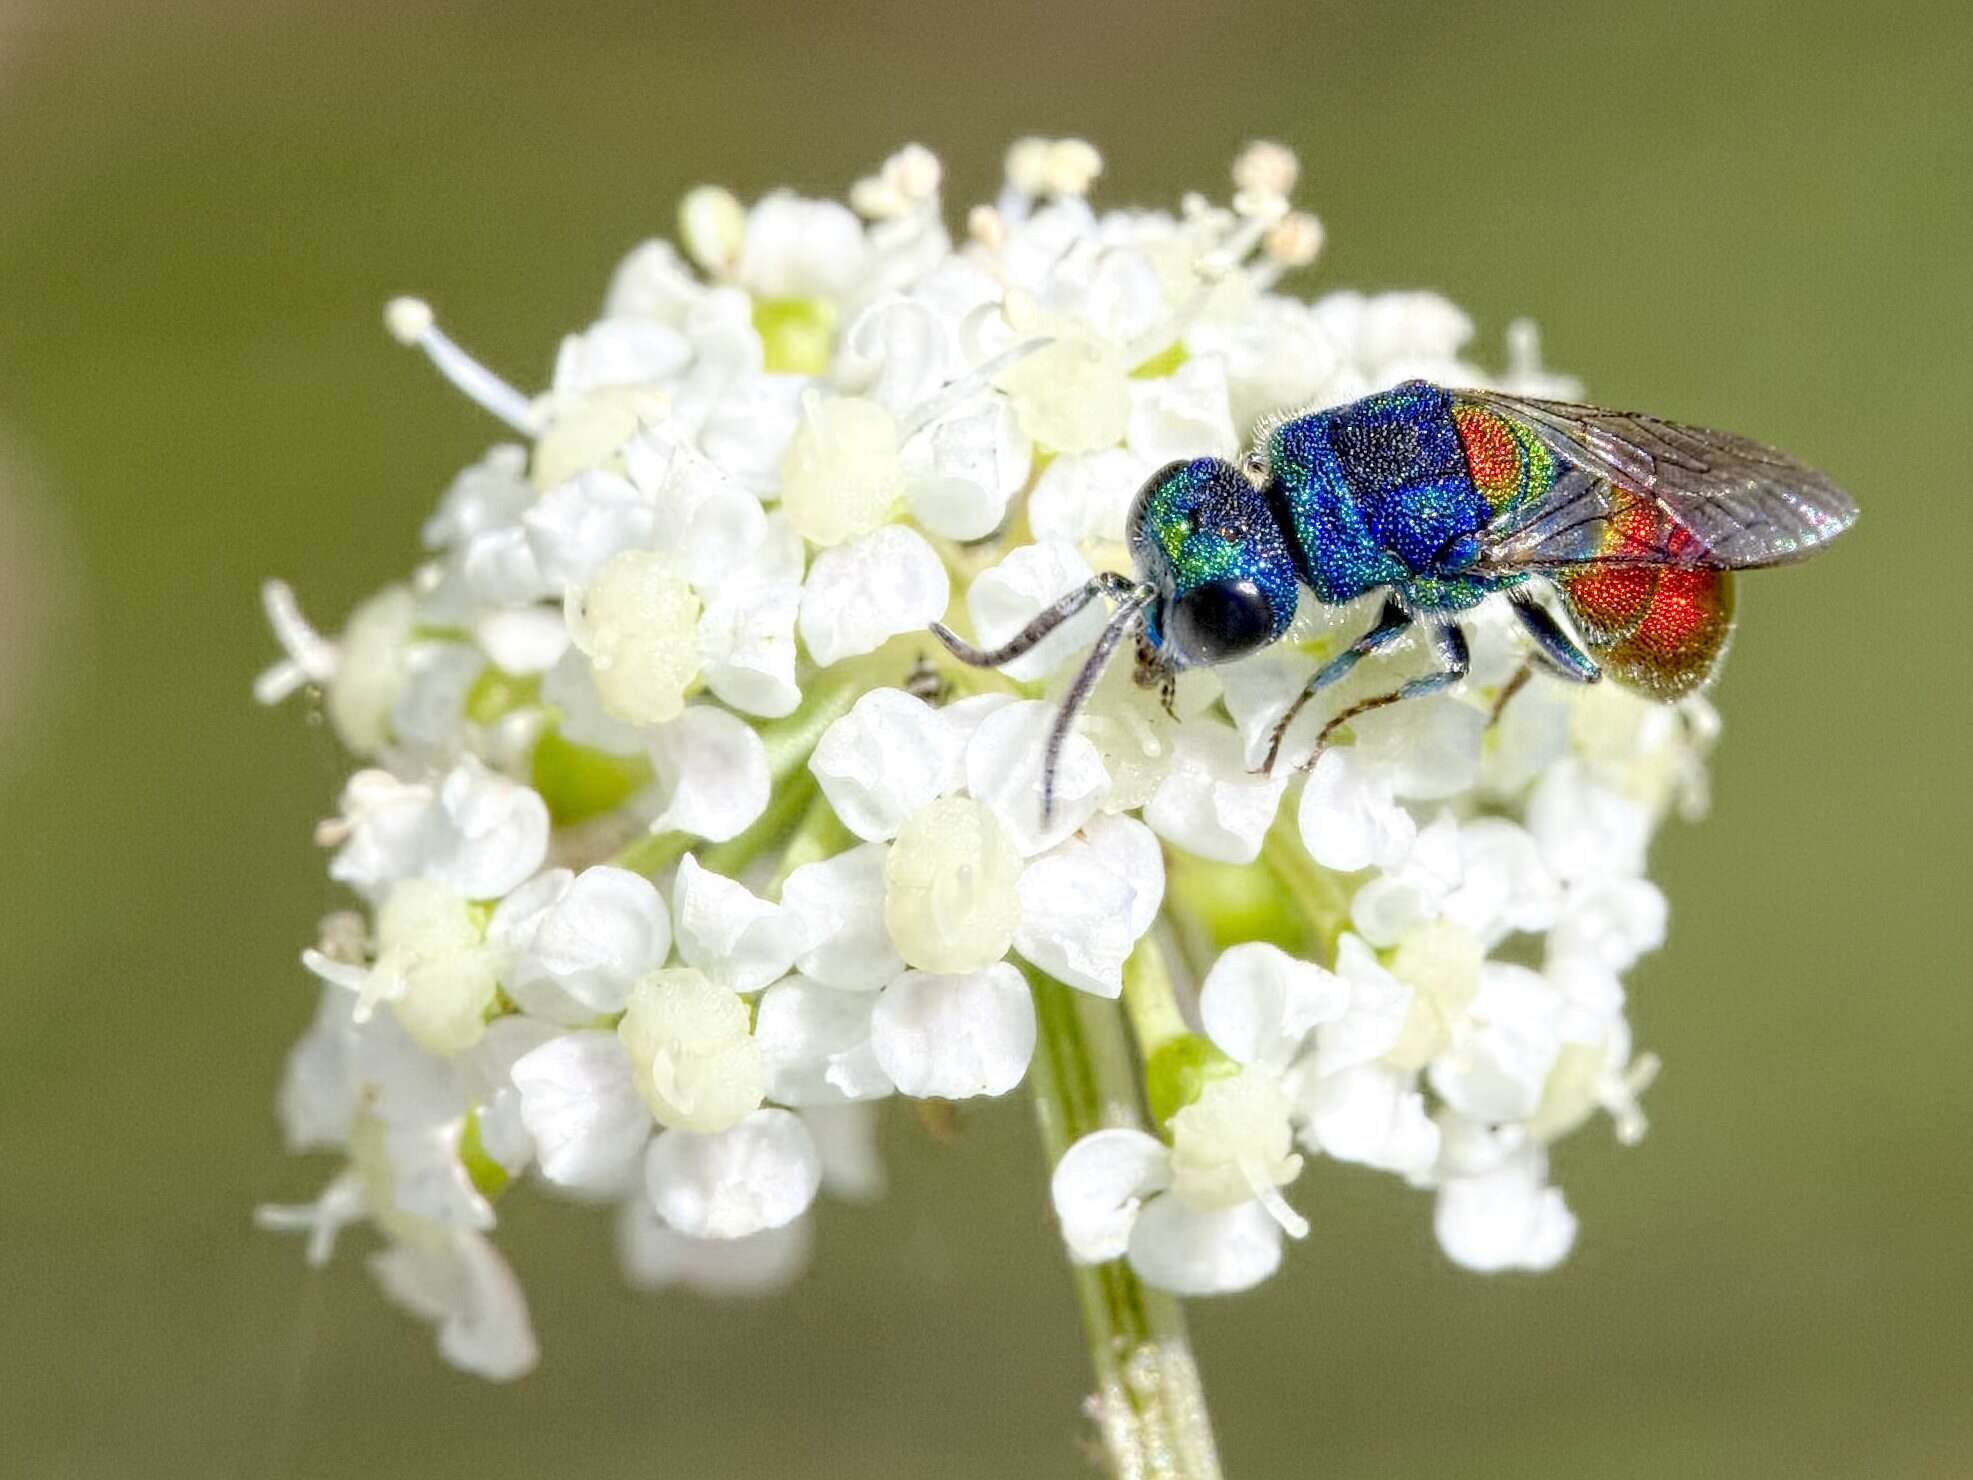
[1167,578,1277,665]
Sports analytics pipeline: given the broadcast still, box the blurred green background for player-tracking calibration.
[1,1,1966,1475]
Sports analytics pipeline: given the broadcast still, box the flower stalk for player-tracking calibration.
[1025,965,1223,1480]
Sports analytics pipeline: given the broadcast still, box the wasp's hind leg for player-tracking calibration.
[1305,619,1472,765]
[1261,597,1412,774]
[1490,593,1600,726]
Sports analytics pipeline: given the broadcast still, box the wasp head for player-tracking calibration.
[1127,456,1300,675]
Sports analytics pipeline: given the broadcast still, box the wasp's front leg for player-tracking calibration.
[1304,619,1472,766]
[1260,597,1412,774]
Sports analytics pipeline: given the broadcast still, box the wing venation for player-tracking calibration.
[1460,388,1858,572]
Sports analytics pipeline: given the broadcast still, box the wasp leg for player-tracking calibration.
[1261,597,1411,774]
[1306,620,1472,766]
[931,571,1140,668]
[1508,592,1600,683]
[1489,594,1601,726]
[1487,662,1534,728]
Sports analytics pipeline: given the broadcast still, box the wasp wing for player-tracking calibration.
[1459,388,1858,572]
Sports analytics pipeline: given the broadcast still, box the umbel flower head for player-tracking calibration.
[257,138,1699,1380]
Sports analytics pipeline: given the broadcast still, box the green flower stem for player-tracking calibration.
[1024,965,1224,1480]
[764,789,854,898]
[1259,815,1355,958]
[1120,937,1190,1061]
[608,827,693,880]
[698,767,819,880]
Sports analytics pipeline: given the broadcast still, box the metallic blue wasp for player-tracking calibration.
[932,379,1857,820]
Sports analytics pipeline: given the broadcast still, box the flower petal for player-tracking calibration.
[798,524,949,667]
[616,1196,812,1295]
[780,842,903,991]
[1297,747,1416,874]
[754,977,892,1105]
[670,854,808,994]
[645,1108,823,1240]
[369,1229,538,1382]
[1299,1061,1440,1174]
[1143,721,1286,864]
[1433,1144,1577,1273]
[869,964,1036,1099]
[1126,1196,1283,1296]
[1050,1127,1170,1264]
[964,699,1109,857]
[963,542,1104,682]
[491,866,670,1015]
[647,707,771,842]
[1198,942,1349,1070]
[809,687,959,843]
[510,1031,652,1195]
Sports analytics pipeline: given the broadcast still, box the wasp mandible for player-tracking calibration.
[932,379,1859,821]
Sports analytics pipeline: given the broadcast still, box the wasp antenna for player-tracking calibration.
[383,296,539,434]
[1040,584,1156,825]
[930,571,1137,670]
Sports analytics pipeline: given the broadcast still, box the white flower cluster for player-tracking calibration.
[257,139,1709,1378]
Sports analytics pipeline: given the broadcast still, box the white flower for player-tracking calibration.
[1143,721,1287,864]
[1297,747,1417,873]
[735,194,868,299]
[779,394,904,547]
[808,687,959,842]
[780,843,903,990]
[1124,355,1238,464]
[325,760,550,903]
[645,706,770,841]
[302,878,500,1056]
[868,963,1036,1099]
[510,1029,652,1193]
[882,796,1023,974]
[617,1196,812,1296]
[797,523,949,666]
[901,396,1030,540]
[645,1107,823,1239]
[489,866,670,1018]
[1429,1120,1577,1273]
[1012,815,1164,997]
[1027,446,1154,547]
[670,854,807,993]
[698,579,802,719]
[255,583,416,756]
[1049,1127,1284,1297]
[566,549,702,727]
[264,139,1698,1372]
[619,965,766,1133]
[964,700,1110,856]
[524,469,659,590]
[551,317,693,394]
[370,1228,539,1382]
[754,976,891,1104]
